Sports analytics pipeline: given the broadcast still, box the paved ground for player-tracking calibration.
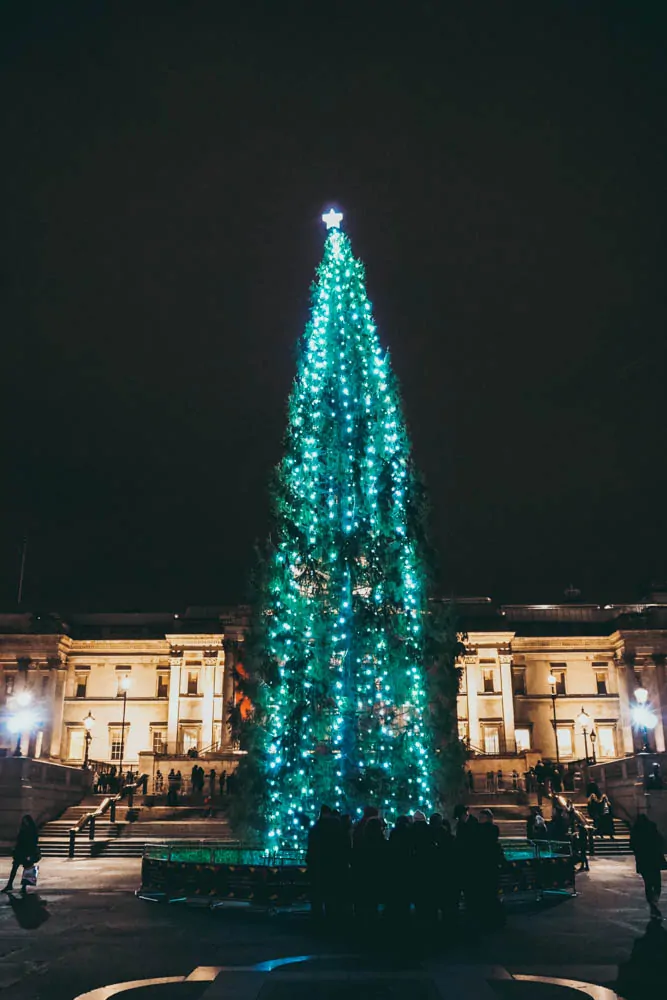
[0,856,665,1000]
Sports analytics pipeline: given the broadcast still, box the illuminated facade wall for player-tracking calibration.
[1,598,666,769]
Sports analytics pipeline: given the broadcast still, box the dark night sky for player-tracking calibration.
[1,2,666,611]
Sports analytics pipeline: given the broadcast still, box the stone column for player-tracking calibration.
[616,656,636,755]
[499,653,516,753]
[49,665,67,759]
[167,654,182,754]
[201,655,217,750]
[221,640,237,748]
[646,661,666,753]
[465,654,480,749]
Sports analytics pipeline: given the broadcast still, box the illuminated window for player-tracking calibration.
[457,720,469,743]
[152,728,167,754]
[482,668,496,693]
[595,670,608,695]
[68,729,85,760]
[186,671,199,696]
[483,725,500,754]
[515,727,531,752]
[556,727,574,758]
[512,669,526,696]
[116,674,131,697]
[157,673,169,699]
[109,727,124,760]
[179,725,200,754]
[75,674,88,698]
[550,666,567,695]
[597,725,616,759]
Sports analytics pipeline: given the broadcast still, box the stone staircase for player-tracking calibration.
[581,809,632,858]
[38,799,234,858]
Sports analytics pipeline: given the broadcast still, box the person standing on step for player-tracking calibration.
[630,813,667,921]
[208,769,216,799]
[2,815,40,894]
[219,770,227,796]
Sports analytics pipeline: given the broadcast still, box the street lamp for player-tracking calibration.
[590,730,597,764]
[118,674,131,777]
[8,690,35,757]
[547,672,560,763]
[633,685,657,753]
[577,707,592,763]
[82,711,95,769]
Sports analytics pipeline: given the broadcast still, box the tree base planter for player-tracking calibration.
[136,840,575,909]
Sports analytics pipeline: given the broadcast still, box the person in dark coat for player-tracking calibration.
[387,815,413,921]
[353,805,379,850]
[411,811,438,923]
[527,806,548,841]
[474,809,506,928]
[454,804,478,913]
[630,814,666,920]
[306,806,349,921]
[574,821,590,872]
[597,795,615,838]
[430,813,459,926]
[2,815,39,894]
[354,816,386,922]
[549,802,570,842]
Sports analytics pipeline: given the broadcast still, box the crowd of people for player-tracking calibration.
[307,804,506,929]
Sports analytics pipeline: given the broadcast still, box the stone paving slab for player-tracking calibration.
[0,856,662,1000]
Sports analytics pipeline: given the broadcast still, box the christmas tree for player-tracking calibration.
[236,210,448,849]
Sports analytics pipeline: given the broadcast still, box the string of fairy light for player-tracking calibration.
[263,209,434,847]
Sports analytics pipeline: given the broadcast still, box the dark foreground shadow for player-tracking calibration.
[616,919,667,1000]
[6,891,50,930]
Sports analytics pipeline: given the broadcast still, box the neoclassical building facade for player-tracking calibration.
[1,595,666,770]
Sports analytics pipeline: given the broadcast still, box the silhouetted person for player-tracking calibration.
[353,805,379,849]
[430,813,459,926]
[597,794,614,838]
[219,770,227,795]
[155,769,164,793]
[307,805,344,920]
[549,802,570,841]
[574,821,590,872]
[474,809,506,928]
[617,918,667,999]
[208,769,216,797]
[2,815,39,894]
[167,768,177,805]
[454,804,478,912]
[630,814,666,920]
[527,806,548,841]
[387,815,412,921]
[534,759,547,804]
[354,816,386,923]
[411,810,437,922]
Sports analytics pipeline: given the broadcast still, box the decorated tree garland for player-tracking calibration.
[231,211,462,849]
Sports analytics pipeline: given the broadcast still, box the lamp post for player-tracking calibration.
[577,707,592,763]
[83,711,95,769]
[547,672,560,763]
[633,686,656,754]
[118,674,131,777]
[590,730,597,764]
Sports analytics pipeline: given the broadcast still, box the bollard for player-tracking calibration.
[89,816,96,841]
[69,829,76,858]
[110,799,116,823]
